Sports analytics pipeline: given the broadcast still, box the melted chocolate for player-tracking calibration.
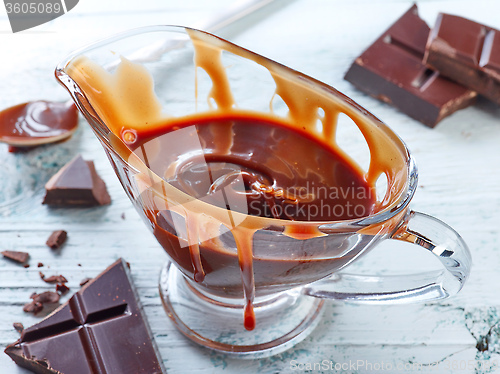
[130,114,375,330]
[0,101,78,146]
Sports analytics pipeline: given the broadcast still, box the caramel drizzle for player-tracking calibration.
[65,27,409,331]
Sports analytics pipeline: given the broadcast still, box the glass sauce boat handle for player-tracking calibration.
[302,211,472,303]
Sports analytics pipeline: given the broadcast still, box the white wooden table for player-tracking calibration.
[1,0,500,373]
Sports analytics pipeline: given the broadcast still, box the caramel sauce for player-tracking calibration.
[65,28,409,331]
[0,101,78,146]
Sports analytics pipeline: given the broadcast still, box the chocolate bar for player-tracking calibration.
[424,13,500,104]
[42,155,111,206]
[344,5,477,127]
[5,258,165,374]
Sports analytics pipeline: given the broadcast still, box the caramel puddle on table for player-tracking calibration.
[65,27,408,331]
[0,101,78,147]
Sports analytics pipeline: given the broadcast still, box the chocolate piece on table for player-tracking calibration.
[42,155,111,206]
[46,230,68,250]
[1,250,30,264]
[79,277,92,287]
[424,13,500,104]
[344,5,477,127]
[31,291,60,305]
[55,284,70,295]
[22,301,43,315]
[5,258,165,374]
[41,274,68,284]
[13,323,24,334]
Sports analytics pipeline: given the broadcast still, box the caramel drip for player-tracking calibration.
[231,226,258,331]
[185,212,205,283]
[190,36,235,111]
[283,224,327,240]
[65,56,164,135]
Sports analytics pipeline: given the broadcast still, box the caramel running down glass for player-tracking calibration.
[56,26,471,358]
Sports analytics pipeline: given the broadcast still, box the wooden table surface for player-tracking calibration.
[1,0,500,373]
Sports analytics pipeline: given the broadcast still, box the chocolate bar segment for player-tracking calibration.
[424,13,500,104]
[344,5,477,127]
[5,258,165,374]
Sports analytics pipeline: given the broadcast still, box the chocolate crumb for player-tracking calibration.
[13,322,24,333]
[121,212,126,220]
[42,275,68,284]
[32,291,60,304]
[1,250,29,264]
[37,262,44,268]
[79,277,92,287]
[23,264,30,268]
[46,230,68,250]
[23,301,43,314]
[56,284,70,295]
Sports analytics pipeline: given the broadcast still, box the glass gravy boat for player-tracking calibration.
[56,26,471,358]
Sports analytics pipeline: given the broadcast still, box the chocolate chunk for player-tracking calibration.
[79,277,92,287]
[55,284,70,295]
[13,323,24,334]
[45,230,67,250]
[1,250,29,264]
[344,5,477,127]
[40,274,68,284]
[5,259,165,374]
[42,155,111,206]
[424,13,500,104]
[23,301,43,315]
[31,292,60,304]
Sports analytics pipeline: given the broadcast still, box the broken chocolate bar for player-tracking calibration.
[5,258,165,374]
[424,13,500,104]
[46,230,67,250]
[42,155,111,206]
[1,250,30,264]
[344,5,477,127]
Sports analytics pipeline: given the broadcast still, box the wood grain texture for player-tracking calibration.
[1,0,499,373]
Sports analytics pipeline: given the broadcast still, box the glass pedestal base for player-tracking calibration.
[159,261,324,358]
